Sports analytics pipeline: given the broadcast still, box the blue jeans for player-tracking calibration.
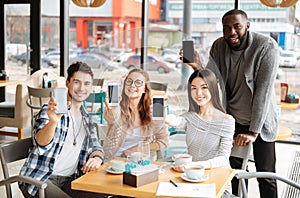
[20,175,109,198]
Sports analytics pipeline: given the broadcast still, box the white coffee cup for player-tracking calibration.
[184,164,205,180]
[173,154,192,166]
[110,159,126,171]
[127,152,141,163]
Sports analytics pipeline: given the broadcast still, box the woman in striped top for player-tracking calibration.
[167,69,235,171]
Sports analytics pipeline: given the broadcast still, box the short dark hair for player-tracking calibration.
[222,9,248,23]
[67,61,94,81]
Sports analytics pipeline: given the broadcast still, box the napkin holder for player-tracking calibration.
[285,94,299,103]
[123,168,159,187]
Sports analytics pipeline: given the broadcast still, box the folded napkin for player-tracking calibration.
[156,182,216,197]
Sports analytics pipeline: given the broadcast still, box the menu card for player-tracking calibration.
[156,182,216,198]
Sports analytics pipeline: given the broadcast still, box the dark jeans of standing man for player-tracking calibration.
[230,123,278,198]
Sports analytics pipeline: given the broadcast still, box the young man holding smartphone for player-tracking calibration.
[19,62,105,198]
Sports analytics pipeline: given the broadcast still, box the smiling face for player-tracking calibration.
[66,71,93,103]
[222,13,250,50]
[191,77,212,107]
[124,72,146,99]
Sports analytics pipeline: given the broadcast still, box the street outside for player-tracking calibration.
[4,56,300,139]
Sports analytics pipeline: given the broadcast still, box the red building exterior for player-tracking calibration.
[75,0,161,50]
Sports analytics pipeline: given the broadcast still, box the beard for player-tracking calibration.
[226,31,248,51]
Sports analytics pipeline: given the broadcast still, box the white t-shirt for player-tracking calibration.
[52,113,86,176]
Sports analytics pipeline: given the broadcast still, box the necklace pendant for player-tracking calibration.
[73,140,77,146]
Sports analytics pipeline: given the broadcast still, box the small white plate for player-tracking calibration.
[180,173,209,183]
[105,166,124,175]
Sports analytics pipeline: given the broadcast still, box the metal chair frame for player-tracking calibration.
[26,86,54,129]
[235,171,300,198]
[0,138,47,198]
[230,142,254,198]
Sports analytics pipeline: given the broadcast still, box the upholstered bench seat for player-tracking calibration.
[0,102,14,118]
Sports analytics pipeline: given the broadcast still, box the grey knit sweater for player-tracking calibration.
[206,31,280,142]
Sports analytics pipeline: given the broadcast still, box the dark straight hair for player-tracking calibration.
[187,69,226,113]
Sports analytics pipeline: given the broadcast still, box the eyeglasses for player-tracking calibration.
[125,78,144,87]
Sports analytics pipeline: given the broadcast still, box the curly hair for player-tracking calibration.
[119,69,152,129]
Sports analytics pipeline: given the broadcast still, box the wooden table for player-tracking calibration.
[276,125,292,140]
[281,102,299,110]
[0,79,21,87]
[72,161,235,198]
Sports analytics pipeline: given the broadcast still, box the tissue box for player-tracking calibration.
[285,95,299,103]
[123,169,159,187]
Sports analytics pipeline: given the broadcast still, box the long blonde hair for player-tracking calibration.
[120,69,152,129]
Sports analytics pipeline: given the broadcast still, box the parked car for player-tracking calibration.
[42,54,59,68]
[112,52,134,66]
[287,48,300,60]
[163,49,179,63]
[5,43,26,61]
[279,50,297,68]
[70,53,116,71]
[125,55,175,73]
[11,52,29,66]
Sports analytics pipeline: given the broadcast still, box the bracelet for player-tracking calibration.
[93,155,104,164]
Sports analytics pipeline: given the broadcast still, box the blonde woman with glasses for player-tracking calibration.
[103,68,169,162]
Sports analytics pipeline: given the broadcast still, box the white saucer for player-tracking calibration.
[105,166,124,175]
[180,173,209,183]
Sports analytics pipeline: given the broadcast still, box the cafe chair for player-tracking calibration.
[235,170,300,198]
[0,83,31,139]
[0,138,47,198]
[149,81,168,92]
[93,78,104,88]
[84,92,106,124]
[230,142,254,198]
[24,69,66,88]
[149,81,168,101]
[26,86,55,129]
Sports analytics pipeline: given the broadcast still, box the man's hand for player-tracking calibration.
[234,132,258,146]
[47,97,63,123]
[179,48,204,70]
[81,157,102,173]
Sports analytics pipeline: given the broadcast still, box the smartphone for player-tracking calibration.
[182,40,194,63]
[53,88,68,114]
[152,95,164,120]
[108,83,119,106]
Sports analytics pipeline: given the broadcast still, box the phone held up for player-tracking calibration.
[182,40,194,63]
[108,83,119,106]
[152,95,164,120]
[53,88,68,114]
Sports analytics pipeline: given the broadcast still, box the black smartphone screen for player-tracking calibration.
[183,40,194,63]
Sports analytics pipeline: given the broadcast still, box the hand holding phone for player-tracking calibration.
[152,95,164,120]
[182,40,194,63]
[53,88,68,114]
[108,83,119,106]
